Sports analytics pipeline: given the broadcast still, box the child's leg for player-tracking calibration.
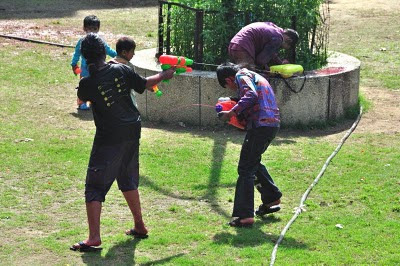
[70,201,102,250]
[117,137,147,235]
[253,127,281,204]
[77,98,90,110]
[232,129,266,218]
[85,201,102,244]
[77,98,85,106]
[123,189,147,234]
[77,74,90,110]
[255,164,282,204]
[232,127,280,218]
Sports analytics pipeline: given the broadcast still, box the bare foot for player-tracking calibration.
[239,217,255,224]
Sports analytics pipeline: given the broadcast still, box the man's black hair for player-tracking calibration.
[81,33,105,76]
[216,62,240,88]
[284,29,299,47]
[116,37,136,55]
[83,15,100,29]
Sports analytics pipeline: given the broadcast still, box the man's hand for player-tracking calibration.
[160,67,176,81]
[217,110,234,121]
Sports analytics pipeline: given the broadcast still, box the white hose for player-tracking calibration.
[269,106,363,265]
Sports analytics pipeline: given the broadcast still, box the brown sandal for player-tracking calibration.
[228,218,254,228]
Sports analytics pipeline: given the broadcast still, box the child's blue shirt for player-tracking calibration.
[71,37,117,77]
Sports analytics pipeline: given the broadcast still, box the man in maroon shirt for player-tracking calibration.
[229,22,299,70]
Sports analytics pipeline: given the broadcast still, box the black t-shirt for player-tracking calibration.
[78,63,147,145]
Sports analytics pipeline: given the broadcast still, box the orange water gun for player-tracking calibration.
[215,98,246,130]
[159,55,193,82]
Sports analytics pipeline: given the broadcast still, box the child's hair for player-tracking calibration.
[284,29,299,47]
[83,15,100,29]
[116,37,136,55]
[81,33,105,76]
[216,62,240,88]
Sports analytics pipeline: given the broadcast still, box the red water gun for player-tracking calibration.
[215,98,246,130]
[159,55,193,82]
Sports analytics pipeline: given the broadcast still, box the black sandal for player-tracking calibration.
[70,241,102,252]
[228,218,254,228]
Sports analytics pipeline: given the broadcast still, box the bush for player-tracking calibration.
[159,0,328,70]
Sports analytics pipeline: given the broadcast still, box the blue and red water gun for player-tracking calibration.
[215,98,246,130]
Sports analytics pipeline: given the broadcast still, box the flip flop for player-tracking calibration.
[70,241,102,252]
[228,218,254,228]
[126,229,149,239]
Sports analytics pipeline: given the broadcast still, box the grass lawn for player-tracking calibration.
[1,0,399,265]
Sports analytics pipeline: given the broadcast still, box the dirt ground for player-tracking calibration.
[329,0,400,135]
[1,0,399,135]
[357,87,399,134]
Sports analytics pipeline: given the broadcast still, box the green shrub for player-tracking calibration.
[159,0,328,70]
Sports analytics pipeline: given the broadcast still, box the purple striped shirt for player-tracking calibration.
[231,69,280,129]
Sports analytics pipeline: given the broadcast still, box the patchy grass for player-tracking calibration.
[329,0,400,90]
[0,0,158,50]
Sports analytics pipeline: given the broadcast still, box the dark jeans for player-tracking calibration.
[232,126,282,218]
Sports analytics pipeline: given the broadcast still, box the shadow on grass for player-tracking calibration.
[70,110,94,121]
[0,0,157,20]
[80,238,184,265]
[213,216,307,249]
[140,129,234,218]
[140,120,355,218]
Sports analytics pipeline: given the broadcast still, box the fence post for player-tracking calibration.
[166,3,171,54]
[194,10,204,69]
[156,1,164,57]
[289,15,297,63]
[245,11,251,25]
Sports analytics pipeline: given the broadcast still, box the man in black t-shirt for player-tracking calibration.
[71,33,175,252]
[78,63,146,145]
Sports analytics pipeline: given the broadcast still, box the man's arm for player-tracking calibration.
[71,39,82,67]
[144,68,175,90]
[231,75,258,114]
[104,42,117,58]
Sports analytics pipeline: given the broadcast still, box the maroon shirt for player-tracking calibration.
[229,22,284,66]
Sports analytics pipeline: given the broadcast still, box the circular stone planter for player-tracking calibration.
[132,48,360,127]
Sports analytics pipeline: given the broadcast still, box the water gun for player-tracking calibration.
[269,64,303,78]
[159,55,193,82]
[215,98,246,130]
[72,65,81,75]
[152,85,163,98]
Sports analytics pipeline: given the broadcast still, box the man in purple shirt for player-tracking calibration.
[216,62,282,227]
[229,22,299,70]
